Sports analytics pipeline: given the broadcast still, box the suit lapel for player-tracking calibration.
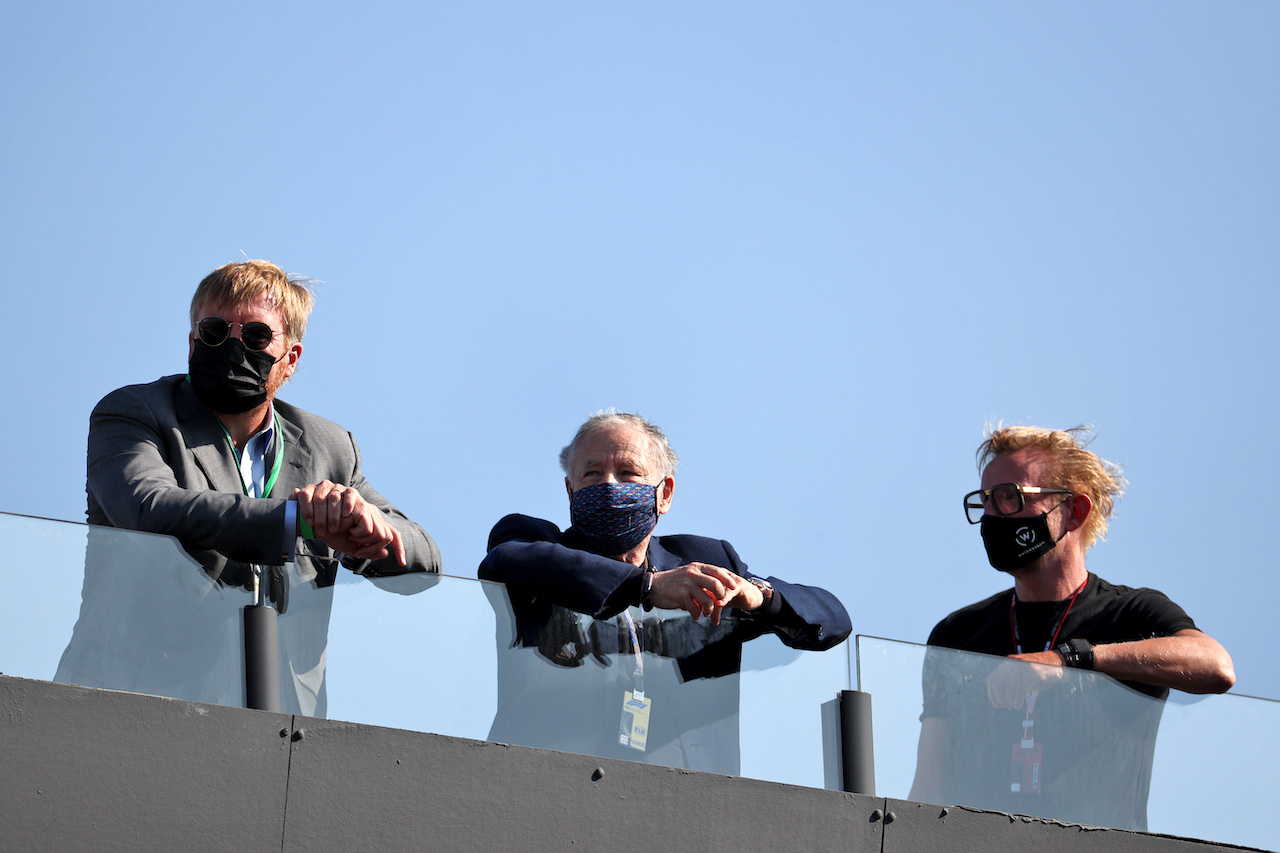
[273,405,338,586]
[646,536,680,571]
[174,379,244,494]
[273,407,312,498]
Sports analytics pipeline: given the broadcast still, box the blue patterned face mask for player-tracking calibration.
[570,481,660,556]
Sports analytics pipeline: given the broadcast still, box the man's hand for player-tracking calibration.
[986,651,1068,709]
[648,563,764,624]
[293,481,407,566]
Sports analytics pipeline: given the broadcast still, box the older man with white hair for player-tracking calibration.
[479,411,850,773]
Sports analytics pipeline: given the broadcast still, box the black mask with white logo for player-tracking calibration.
[188,338,279,414]
[979,507,1067,572]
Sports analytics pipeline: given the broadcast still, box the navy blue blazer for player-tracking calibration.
[478,514,851,771]
[480,514,851,668]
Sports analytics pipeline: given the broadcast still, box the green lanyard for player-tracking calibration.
[221,411,285,498]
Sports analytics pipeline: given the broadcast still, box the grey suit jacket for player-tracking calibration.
[85,374,440,585]
[58,374,440,715]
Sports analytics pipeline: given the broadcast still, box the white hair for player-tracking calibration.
[559,410,679,480]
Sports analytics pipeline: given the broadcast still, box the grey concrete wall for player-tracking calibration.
[0,676,1259,853]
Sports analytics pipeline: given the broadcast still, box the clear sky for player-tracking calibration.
[2,2,1277,701]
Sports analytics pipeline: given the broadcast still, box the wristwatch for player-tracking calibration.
[746,577,773,610]
[1055,638,1095,670]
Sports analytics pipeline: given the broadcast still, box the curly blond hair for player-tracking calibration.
[978,425,1126,551]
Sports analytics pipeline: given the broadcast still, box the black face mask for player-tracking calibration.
[980,506,1068,572]
[188,338,280,415]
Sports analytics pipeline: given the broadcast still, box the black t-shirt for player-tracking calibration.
[926,573,1196,702]
[920,573,1197,830]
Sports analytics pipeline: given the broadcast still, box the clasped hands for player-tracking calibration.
[293,480,406,566]
[648,562,766,625]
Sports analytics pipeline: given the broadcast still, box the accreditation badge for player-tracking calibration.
[618,690,652,752]
[1010,689,1042,793]
[1010,741,1044,793]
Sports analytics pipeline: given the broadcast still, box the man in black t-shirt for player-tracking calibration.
[909,425,1235,830]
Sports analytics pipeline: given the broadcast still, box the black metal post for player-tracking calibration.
[243,604,280,712]
[839,689,875,795]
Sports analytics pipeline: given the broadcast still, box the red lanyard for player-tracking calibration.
[1010,576,1088,654]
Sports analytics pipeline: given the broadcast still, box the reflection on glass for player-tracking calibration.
[484,584,754,774]
[324,576,853,790]
[54,524,249,708]
[476,507,852,777]
[858,636,1280,850]
[0,511,438,717]
[2,510,852,793]
[911,644,1162,830]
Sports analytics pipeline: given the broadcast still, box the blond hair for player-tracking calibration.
[190,260,316,345]
[978,425,1126,550]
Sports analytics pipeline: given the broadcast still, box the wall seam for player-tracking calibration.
[279,714,298,853]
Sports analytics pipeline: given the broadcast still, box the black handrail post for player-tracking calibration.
[839,689,875,795]
[243,604,281,712]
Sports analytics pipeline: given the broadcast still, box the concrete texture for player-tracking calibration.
[0,676,1263,853]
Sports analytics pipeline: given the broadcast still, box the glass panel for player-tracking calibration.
[327,577,853,787]
[1,512,249,706]
[322,571,488,739]
[739,634,851,789]
[0,510,376,716]
[1,513,92,683]
[2,510,851,791]
[480,597,753,773]
[854,635,928,799]
[1147,691,1279,850]
[857,635,1279,850]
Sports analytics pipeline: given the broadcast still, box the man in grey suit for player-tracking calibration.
[57,259,440,714]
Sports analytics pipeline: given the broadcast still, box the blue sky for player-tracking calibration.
[2,2,1277,701]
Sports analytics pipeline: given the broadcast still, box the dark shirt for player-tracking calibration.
[921,573,1197,830]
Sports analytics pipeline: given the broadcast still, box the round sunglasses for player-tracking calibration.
[196,317,282,352]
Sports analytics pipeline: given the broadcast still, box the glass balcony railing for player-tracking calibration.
[0,511,851,791]
[856,635,1278,850]
[22,508,1271,847]
[325,571,851,788]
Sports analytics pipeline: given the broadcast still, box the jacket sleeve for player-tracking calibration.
[478,514,642,618]
[723,540,852,652]
[88,382,440,576]
[86,383,292,566]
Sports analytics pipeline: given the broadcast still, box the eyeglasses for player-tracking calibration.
[963,483,1074,524]
[196,317,282,352]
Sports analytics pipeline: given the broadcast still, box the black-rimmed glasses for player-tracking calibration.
[964,483,1073,524]
[196,317,282,352]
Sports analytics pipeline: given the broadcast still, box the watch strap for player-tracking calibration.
[1056,637,1095,670]
[640,569,655,612]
